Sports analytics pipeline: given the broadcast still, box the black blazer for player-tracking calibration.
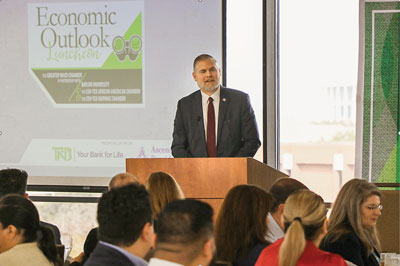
[171,87,260,157]
[320,231,380,266]
[84,242,137,266]
[40,221,61,245]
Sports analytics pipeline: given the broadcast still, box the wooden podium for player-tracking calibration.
[126,158,288,215]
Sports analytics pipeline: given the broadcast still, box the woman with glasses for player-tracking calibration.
[320,179,382,266]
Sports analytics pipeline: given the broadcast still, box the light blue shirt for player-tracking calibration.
[99,241,148,266]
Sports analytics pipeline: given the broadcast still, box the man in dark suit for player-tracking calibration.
[172,54,260,157]
[85,183,154,266]
[69,172,139,266]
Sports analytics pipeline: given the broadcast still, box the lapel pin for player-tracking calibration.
[222,98,226,102]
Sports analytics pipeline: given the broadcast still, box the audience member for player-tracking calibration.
[255,190,347,266]
[0,168,61,244]
[145,172,184,223]
[149,199,214,266]
[70,172,140,266]
[108,172,139,190]
[215,185,274,266]
[320,179,382,266]
[69,227,98,266]
[0,194,58,266]
[266,177,309,243]
[84,183,154,266]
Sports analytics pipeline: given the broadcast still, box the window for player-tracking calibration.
[279,0,359,202]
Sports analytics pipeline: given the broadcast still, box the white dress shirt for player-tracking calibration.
[265,213,285,243]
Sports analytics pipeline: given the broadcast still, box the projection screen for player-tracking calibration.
[0,0,224,185]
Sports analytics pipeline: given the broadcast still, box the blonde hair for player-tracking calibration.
[323,179,381,254]
[278,190,327,266]
[145,172,184,219]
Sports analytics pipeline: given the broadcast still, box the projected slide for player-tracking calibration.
[28,2,144,106]
[0,0,223,182]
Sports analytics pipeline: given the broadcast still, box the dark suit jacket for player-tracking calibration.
[40,221,61,245]
[234,241,268,266]
[84,242,137,266]
[320,231,380,266]
[172,87,260,157]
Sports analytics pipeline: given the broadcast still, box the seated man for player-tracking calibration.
[0,168,61,244]
[108,172,139,189]
[149,199,214,266]
[266,177,309,243]
[85,183,154,266]
[70,172,140,266]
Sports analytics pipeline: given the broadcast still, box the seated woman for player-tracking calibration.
[320,179,381,266]
[255,190,347,266]
[215,184,274,266]
[145,172,184,228]
[0,194,58,266]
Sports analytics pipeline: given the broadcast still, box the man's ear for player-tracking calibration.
[192,72,197,81]
[277,203,284,215]
[202,238,214,260]
[141,222,155,244]
[6,225,19,239]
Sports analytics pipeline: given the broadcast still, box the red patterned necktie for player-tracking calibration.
[207,97,216,157]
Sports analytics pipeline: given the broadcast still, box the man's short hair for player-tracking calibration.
[269,178,309,212]
[97,183,152,246]
[193,54,217,71]
[0,168,28,198]
[156,199,213,245]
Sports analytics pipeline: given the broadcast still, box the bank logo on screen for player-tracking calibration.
[27,1,144,107]
[53,147,72,161]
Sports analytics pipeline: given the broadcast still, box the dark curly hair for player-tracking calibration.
[0,169,28,197]
[97,183,153,246]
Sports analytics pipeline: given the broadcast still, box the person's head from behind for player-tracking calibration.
[0,169,28,198]
[326,179,381,253]
[269,178,309,229]
[145,172,184,219]
[192,54,221,94]
[155,199,214,266]
[97,183,154,257]
[215,184,273,261]
[108,172,138,190]
[0,195,57,264]
[278,190,327,266]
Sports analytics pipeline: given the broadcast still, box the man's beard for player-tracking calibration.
[202,80,220,92]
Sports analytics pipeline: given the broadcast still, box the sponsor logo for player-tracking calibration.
[53,146,72,161]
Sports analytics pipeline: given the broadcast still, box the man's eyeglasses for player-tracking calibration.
[365,204,383,211]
